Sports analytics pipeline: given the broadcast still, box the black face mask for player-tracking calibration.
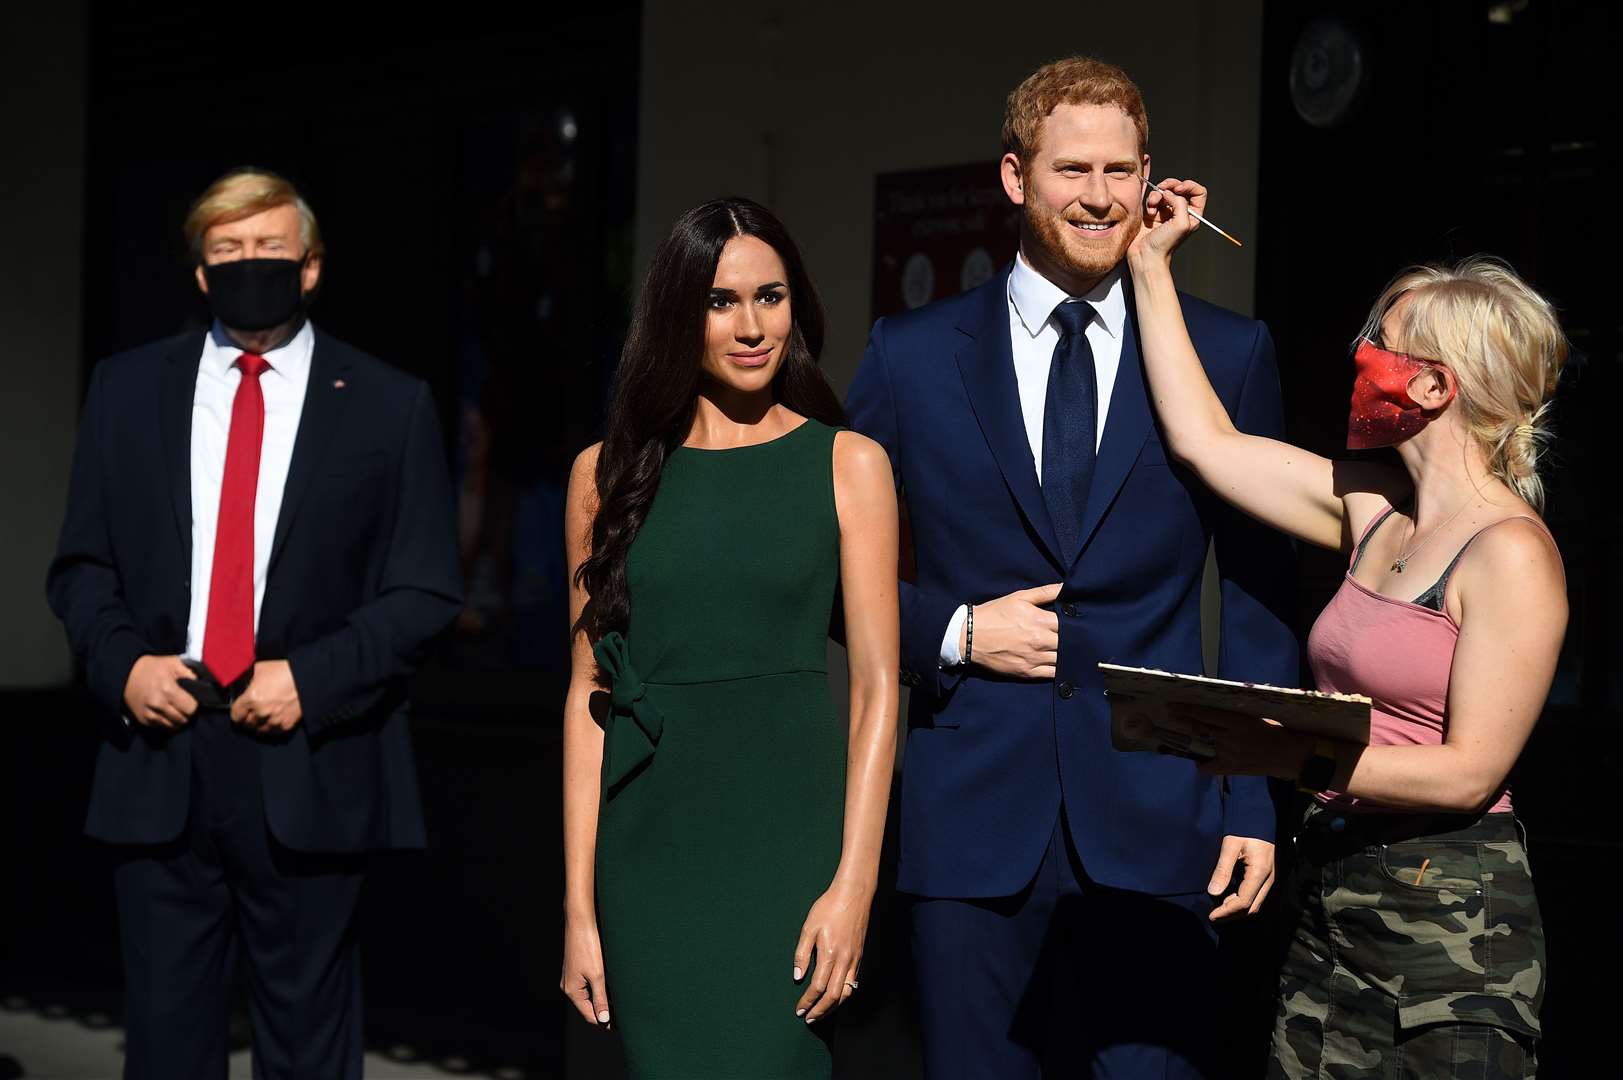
[202,257,307,331]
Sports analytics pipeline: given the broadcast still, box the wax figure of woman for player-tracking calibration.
[1126,181,1566,1078]
[557,198,899,1079]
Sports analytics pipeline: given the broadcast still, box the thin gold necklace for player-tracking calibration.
[1391,495,1474,574]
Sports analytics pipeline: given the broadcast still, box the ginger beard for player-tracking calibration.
[1021,168,1144,282]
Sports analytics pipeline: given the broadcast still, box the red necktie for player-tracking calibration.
[202,353,271,685]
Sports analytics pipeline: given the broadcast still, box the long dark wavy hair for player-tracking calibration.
[575,197,846,640]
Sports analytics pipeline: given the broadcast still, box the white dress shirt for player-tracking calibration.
[939,256,1128,666]
[184,321,314,664]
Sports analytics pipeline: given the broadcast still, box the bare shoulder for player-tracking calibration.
[1455,514,1566,630]
[832,430,896,526]
[571,441,602,479]
[1464,515,1564,583]
[832,429,892,484]
[567,442,603,513]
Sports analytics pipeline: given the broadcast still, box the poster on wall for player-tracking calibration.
[871,162,1019,322]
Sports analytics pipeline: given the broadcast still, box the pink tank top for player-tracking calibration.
[1306,504,1550,814]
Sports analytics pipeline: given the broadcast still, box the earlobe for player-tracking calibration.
[194,263,209,295]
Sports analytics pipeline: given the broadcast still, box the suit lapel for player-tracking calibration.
[160,332,208,561]
[953,270,1064,567]
[1074,278,1151,560]
[267,331,353,575]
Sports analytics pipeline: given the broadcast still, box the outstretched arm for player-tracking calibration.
[795,431,899,1023]
[1127,182,1363,553]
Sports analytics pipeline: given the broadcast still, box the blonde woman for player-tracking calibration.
[1125,180,1565,1078]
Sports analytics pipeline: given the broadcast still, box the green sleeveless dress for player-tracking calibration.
[593,419,846,1079]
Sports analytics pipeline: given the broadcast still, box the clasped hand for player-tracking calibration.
[122,655,302,733]
[230,660,303,733]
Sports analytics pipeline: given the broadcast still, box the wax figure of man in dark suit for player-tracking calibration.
[846,58,1298,1078]
[47,168,463,1080]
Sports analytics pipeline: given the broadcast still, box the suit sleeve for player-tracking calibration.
[286,381,464,734]
[845,319,960,700]
[1214,323,1300,842]
[46,361,154,723]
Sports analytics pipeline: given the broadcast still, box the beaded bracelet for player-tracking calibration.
[964,603,975,665]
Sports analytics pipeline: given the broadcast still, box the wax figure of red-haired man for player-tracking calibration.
[846,58,1297,1078]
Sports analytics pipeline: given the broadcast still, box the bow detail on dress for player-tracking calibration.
[593,631,664,790]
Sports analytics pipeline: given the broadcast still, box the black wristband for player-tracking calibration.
[1296,738,1338,794]
[964,604,974,666]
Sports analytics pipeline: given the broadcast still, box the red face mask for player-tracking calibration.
[1346,338,1455,450]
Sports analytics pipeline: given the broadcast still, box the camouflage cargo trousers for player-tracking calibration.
[1269,804,1544,1079]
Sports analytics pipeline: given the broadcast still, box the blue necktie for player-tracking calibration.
[1043,301,1097,563]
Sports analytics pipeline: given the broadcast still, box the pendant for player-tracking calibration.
[1390,558,1407,573]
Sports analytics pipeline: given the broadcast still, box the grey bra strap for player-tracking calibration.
[1410,515,1551,613]
[1410,546,1471,612]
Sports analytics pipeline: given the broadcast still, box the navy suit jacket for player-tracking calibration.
[47,327,463,853]
[846,266,1298,898]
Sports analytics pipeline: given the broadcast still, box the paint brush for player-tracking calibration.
[1144,178,1244,248]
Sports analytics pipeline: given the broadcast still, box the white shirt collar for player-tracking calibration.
[204,319,315,381]
[1008,251,1127,342]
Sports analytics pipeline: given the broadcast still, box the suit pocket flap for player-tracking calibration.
[1397,991,1540,1040]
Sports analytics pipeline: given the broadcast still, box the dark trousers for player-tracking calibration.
[910,813,1230,1079]
[112,711,365,1080]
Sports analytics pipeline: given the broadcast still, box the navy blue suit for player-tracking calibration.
[846,265,1296,1076]
[47,327,462,1079]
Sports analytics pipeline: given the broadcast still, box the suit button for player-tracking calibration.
[1057,682,1074,699]
[1062,602,1081,618]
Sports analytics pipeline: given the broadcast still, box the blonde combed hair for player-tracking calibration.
[183,167,323,261]
[1358,256,1568,510]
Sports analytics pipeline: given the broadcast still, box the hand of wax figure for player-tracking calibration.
[793,880,872,1023]
[961,583,1064,678]
[123,654,200,729]
[1127,177,1209,264]
[230,659,304,733]
[561,917,612,1028]
[1207,833,1277,922]
[1159,703,1292,921]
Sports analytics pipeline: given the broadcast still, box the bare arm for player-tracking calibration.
[1323,520,1566,809]
[1126,182,1382,552]
[794,431,899,1022]
[559,443,611,1027]
[1198,521,1566,812]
